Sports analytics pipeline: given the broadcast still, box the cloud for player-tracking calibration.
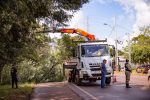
[48,10,88,38]
[115,0,150,34]
[114,0,150,49]
[45,10,86,39]
[92,0,112,4]
[68,10,87,31]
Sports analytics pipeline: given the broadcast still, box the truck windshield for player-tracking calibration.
[81,45,109,57]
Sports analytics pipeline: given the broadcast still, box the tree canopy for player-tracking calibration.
[131,26,150,64]
[0,0,89,83]
[0,0,89,65]
[123,26,150,64]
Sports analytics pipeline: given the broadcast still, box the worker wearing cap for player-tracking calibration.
[125,59,132,88]
[101,59,107,88]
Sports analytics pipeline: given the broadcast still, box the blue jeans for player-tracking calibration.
[101,74,106,88]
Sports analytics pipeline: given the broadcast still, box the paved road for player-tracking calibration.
[31,82,82,100]
[69,74,150,100]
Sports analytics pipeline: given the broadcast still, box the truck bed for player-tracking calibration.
[63,58,78,69]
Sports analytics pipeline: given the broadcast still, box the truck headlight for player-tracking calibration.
[82,71,88,74]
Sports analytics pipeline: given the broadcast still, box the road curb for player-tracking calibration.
[67,83,97,100]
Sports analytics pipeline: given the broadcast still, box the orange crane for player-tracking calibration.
[36,28,96,41]
[58,28,96,41]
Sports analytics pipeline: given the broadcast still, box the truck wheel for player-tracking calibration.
[106,77,111,85]
[68,78,71,82]
[75,75,82,86]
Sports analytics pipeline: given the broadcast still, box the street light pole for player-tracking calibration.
[104,16,118,68]
[126,33,131,64]
[114,17,119,68]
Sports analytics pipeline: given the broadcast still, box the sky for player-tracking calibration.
[51,0,150,50]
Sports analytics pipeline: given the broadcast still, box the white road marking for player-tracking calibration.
[72,84,98,100]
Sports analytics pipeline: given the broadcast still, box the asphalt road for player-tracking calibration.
[69,73,150,100]
[31,82,82,100]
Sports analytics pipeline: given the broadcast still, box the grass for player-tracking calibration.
[0,83,34,100]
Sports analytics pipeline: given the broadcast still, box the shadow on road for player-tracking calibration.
[80,81,100,87]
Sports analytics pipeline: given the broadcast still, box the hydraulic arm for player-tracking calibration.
[59,28,96,41]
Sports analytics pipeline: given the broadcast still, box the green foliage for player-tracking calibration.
[1,65,10,84]
[109,48,113,57]
[57,34,85,60]
[0,0,89,83]
[0,0,89,64]
[0,44,64,84]
[1,55,64,84]
[130,26,150,63]
[118,50,124,56]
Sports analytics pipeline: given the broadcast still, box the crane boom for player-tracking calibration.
[59,28,96,41]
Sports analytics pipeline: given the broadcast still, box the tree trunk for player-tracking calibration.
[0,66,4,84]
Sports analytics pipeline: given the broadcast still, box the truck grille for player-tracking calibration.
[89,63,101,66]
[90,68,101,71]
[92,73,101,76]
[89,63,101,77]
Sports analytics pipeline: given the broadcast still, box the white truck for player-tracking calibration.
[63,40,115,85]
[39,28,115,85]
[58,28,115,85]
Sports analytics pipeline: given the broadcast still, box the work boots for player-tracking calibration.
[126,83,132,88]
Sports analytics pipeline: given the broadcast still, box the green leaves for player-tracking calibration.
[57,34,85,60]
[0,0,89,65]
[0,0,89,84]
[130,26,150,63]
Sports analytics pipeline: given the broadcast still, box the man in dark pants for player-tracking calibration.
[101,59,107,88]
[125,59,132,88]
[11,64,18,88]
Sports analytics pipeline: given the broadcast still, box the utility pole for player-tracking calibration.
[126,33,131,64]
[104,16,118,68]
[114,16,118,68]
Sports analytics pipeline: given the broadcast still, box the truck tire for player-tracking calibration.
[106,77,111,85]
[75,75,82,86]
[68,78,71,82]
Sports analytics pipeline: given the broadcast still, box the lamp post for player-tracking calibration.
[126,33,131,64]
[104,17,119,68]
